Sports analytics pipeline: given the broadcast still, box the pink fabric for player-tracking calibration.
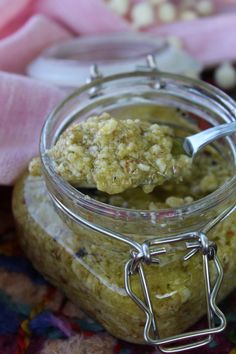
[0,0,34,38]
[0,15,71,73]
[34,0,130,35]
[0,72,65,185]
[0,0,31,33]
[0,0,236,185]
[150,13,236,67]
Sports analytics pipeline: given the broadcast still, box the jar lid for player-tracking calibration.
[27,33,202,88]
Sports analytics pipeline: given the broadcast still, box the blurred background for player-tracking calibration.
[1,1,236,354]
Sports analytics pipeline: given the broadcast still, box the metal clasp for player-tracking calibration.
[86,54,165,98]
[136,54,165,89]
[124,231,225,353]
[123,204,236,353]
[87,64,104,98]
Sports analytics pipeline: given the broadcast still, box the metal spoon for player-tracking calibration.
[183,121,236,157]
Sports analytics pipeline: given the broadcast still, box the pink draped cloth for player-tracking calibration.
[1,0,236,185]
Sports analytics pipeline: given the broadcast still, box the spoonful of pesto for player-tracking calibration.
[38,113,193,194]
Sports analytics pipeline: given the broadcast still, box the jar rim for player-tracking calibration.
[40,70,236,221]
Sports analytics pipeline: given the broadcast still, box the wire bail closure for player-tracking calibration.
[87,54,164,98]
[87,64,104,98]
[123,205,236,352]
[124,231,225,353]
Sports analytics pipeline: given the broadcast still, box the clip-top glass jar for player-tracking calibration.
[13,62,236,353]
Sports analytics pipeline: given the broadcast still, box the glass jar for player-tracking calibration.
[13,68,236,353]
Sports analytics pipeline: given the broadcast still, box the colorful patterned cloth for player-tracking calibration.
[1,186,236,354]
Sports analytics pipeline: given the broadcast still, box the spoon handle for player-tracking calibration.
[183,121,236,157]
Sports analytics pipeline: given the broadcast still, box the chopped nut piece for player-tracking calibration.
[137,163,151,172]
[165,196,193,208]
[29,157,42,176]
